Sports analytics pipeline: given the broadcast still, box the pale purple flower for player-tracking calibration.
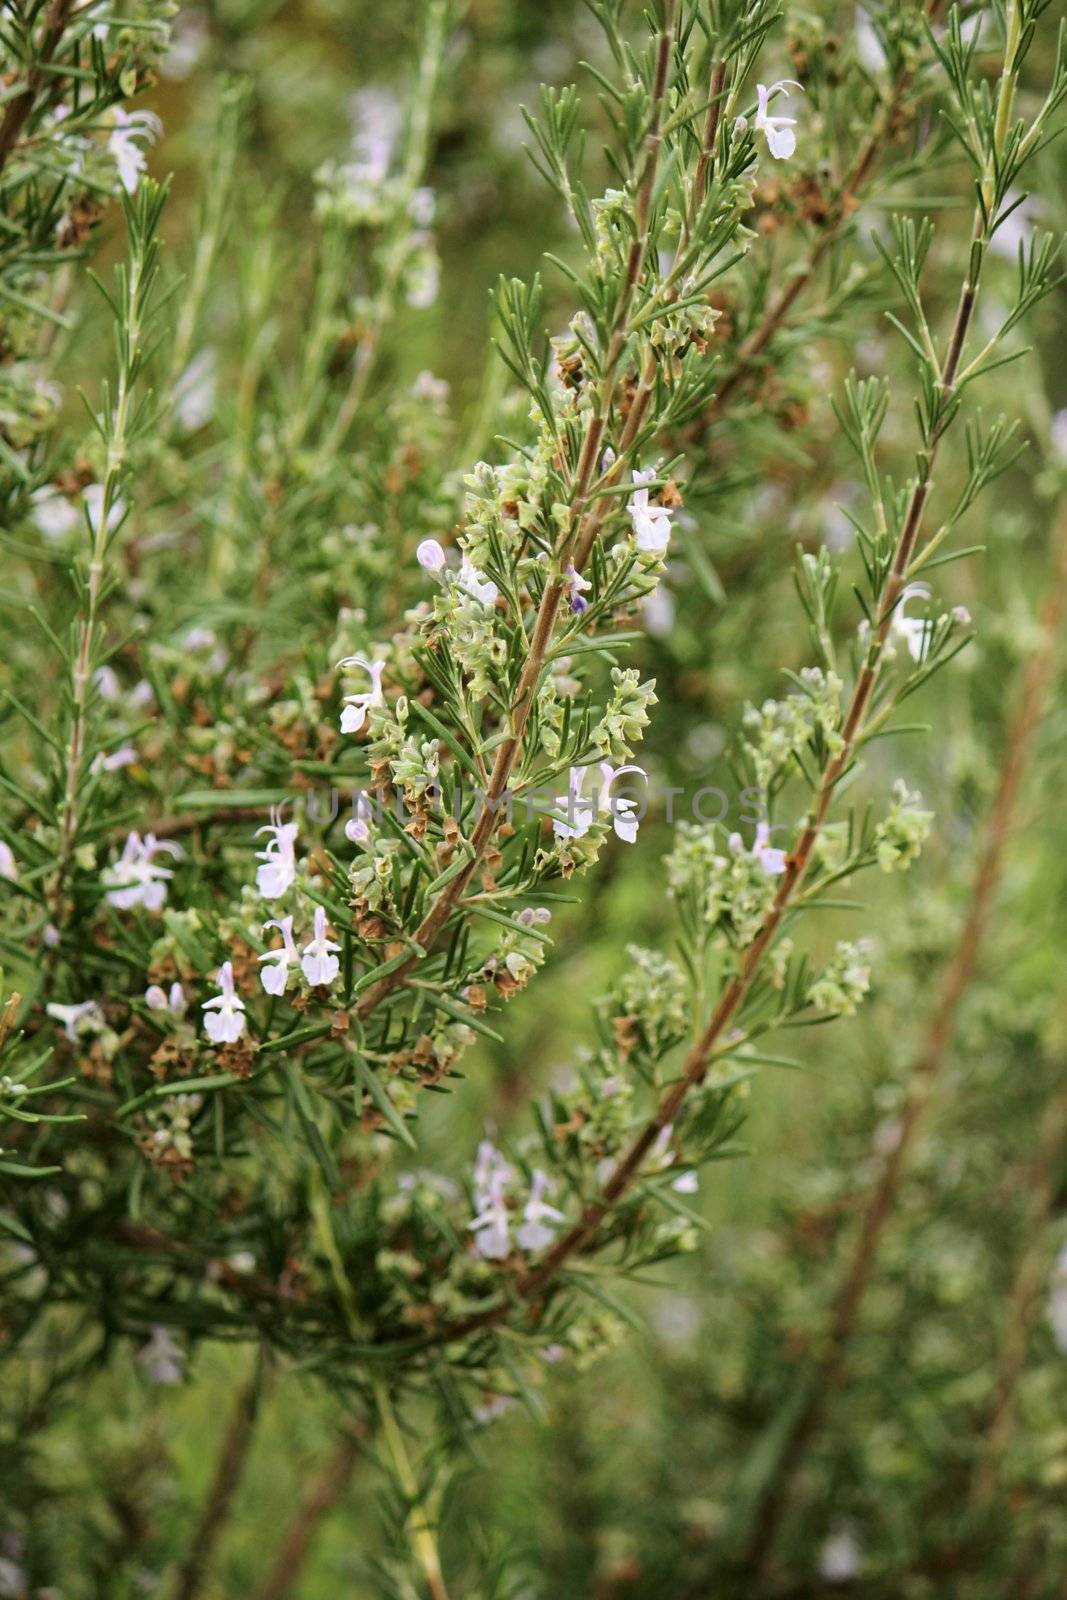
[518,906,551,927]
[1049,1242,1067,1355]
[671,1170,699,1194]
[416,538,446,573]
[300,905,340,988]
[650,1124,674,1167]
[891,582,933,662]
[754,80,803,160]
[565,564,591,614]
[596,762,647,843]
[46,1000,98,1042]
[145,982,186,1013]
[516,1169,565,1252]
[855,13,887,73]
[202,961,246,1044]
[108,107,162,194]
[258,916,299,996]
[96,743,138,773]
[473,1138,512,1206]
[137,1325,185,1385]
[1051,409,1067,462]
[348,85,402,180]
[457,558,499,606]
[345,791,376,845]
[31,487,79,541]
[470,1169,512,1259]
[628,467,674,552]
[819,1526,863,1583]
[729,821,788,875]
[553,762,647,844]
[94,666,122,700]
[0,841,16,882]
[409,187,435,227]
[173,350,216,432]
[103,832,182,912]
[472,1394,516,1425]
[255,807,298,899]
[552,765,597,841]
[338,655,385,734]
[642,583,675,637]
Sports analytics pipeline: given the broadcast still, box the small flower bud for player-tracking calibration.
[416,538,446,573]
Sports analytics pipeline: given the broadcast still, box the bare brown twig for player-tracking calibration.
[733,493,1067,1577]
[169,1352,270,1600]
[251,1425,363,1600]
[0,0,75,177]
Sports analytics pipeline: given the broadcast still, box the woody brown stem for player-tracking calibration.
[251,1426,362,1600]
[170,1354,269,1600]
[352,1,679,1021]
[733,487,1065,1578]
[970,1066,1067,1513]
[0,0,75,176]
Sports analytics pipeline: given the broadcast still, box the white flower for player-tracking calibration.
[819,1526,863,1583]
[145,982,186,1013]
[349,85,402,180]
[409,186,436,227]
[472,1394,516,1425]
[729,820,788,875]
[173,350,216,432]
[84,483,126,537]
[1049,1242,1067,1355]
[855,13,887,73]
[103,832,182,912]
[516,1169,565,1253]
[46,1000,99,1042]
[0,840,16,882]
[202,961,246,1044]
[338,655,386,734]
[553,763,647,844]
[754,80,803,160]
[597,762,646,842]
[137,1325,185,1385]
[417,537,447,573]
[473,1138,512,1206]
[890,582,933,662]
[0,1556,28,1598]
[161,10,208,80]
[627,467,674,552]
[301,905,340,988]
[553,765,597,840]
[470,1170,512,1259]
[1051,408,1067,462]
[457,558,499,606]
[94,742,138,774]
[31,487,78,541]
[108,107,163,194]
[255,807,298,899]
[671,1171,699,1194]
[94,665,122,701]
[258,916,299,996]
[642,583,675,637]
